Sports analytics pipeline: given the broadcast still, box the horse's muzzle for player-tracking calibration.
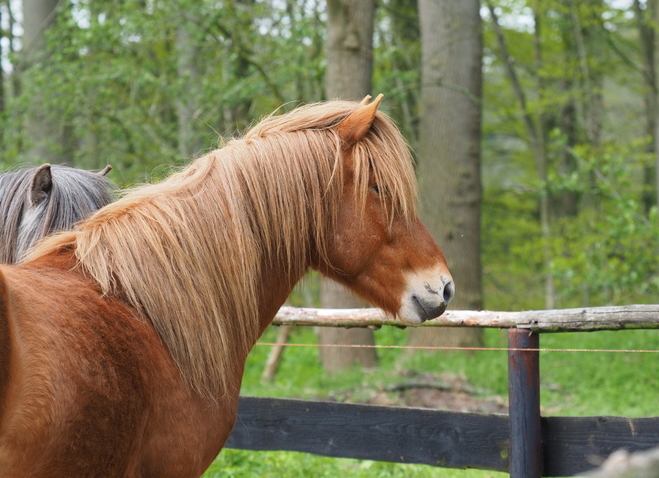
[398,273,454,324]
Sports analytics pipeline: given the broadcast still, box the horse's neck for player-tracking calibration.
[255,261,305,335]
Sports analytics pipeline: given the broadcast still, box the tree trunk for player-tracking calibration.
[8,2,22,100]
[654,0,659,210]
[219,0,256,133]
[0,8,5,146]
[634,0,658,213]
[318,0,378,372]
[176,20,203,158]
[324,0,374,100]
[570,0,604,149]
[531,6,555,310]
[568,0,603,216]
[22,0,69,164]
[380,0,421,150]
[22,0,58,56]
[408,0,483,349]
[487,1,554,309]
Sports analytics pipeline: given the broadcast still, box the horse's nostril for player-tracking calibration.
[443,281,455,304]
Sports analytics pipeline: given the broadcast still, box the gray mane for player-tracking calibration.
[0,164,115,264]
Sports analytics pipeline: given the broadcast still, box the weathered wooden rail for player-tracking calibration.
[226,305,659,477]
[272,304,659,331]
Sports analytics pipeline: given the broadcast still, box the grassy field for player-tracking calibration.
[202,324,659,477]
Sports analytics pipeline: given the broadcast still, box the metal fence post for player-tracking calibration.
[508,328,542,477]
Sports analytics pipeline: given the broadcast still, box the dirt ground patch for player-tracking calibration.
[329,372,509,414]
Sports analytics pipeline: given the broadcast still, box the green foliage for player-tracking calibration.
[3,0,657,310]
[1,0,326,184]
[482,0,659,309]
[549,140,659,305]
[482,186,545,311]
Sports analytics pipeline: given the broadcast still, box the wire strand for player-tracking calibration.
[256,342,659,353]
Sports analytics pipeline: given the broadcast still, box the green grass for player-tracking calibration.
[202,326,659,477]
[205,451,507,478]
[539,330,659,417]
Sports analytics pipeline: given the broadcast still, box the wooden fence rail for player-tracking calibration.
[225,305,659,477]
[227,397,659,476]
[272,304,659,331]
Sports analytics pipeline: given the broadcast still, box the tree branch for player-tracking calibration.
[212,21,285,105]
[485,0,538,145]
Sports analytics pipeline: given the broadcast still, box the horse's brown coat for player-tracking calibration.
[1,253,236,477]
[0,97,452,477]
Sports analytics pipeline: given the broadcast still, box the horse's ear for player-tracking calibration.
[338,94,384,146]
[98,165,112,176]
[31,163,53,206]
[359,95,372,105]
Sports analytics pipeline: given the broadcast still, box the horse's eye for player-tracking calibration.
[371,185,381,196]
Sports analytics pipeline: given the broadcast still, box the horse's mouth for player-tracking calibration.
[411,295,447,323]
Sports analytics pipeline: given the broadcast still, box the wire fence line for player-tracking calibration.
[256,341,659,354]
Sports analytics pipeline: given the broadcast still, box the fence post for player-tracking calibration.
[508,329,542,478]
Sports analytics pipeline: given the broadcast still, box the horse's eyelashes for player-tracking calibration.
[371,185,388,197]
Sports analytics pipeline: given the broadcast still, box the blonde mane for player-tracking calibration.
[28,100,417,399]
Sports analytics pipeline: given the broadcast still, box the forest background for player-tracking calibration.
[3,0,659,314]
[2,1,659,476]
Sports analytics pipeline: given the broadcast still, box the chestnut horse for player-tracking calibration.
[0,95,453,477]
[0,163,114,264]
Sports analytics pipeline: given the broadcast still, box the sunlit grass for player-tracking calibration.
[206,450,508,478]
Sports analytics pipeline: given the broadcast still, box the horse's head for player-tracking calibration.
[26,163,113,208]
[313,95,454,325]
[13,164,114,263]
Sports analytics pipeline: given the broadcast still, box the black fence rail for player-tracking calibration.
[225,306,659,477]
